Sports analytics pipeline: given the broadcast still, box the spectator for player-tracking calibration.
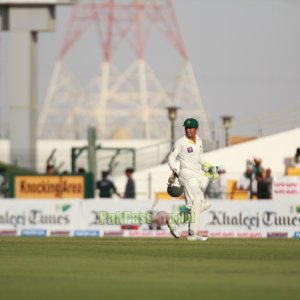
[46,164,56,174]
[204,179,221,199]
[204,165,227,199]
[265,168,273,197]
[124,168,135,199]
[218,166,228,199]
[238,165,257,199]
[257,171,271,199]
[294,148,300,168]
[0,174,5,198]
[96,171,121,198]
[257,168,273,199]
[78,167,86,174]
[253,156,264,177]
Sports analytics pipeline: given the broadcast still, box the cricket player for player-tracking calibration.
[168,118,217,241]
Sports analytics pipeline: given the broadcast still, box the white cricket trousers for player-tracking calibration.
[178,168,204,236]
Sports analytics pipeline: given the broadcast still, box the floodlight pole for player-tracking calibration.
[221,115,233,147]
[166,106,179,149]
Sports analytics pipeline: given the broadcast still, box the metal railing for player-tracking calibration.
[94,140,171,177]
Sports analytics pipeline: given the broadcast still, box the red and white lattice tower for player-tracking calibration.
[38,0,212,143]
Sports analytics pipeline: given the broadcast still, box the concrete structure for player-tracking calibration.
[0,0,75,170]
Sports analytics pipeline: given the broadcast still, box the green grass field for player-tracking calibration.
[0,238,299,300]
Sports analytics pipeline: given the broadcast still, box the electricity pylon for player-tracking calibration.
[39,0,212,144]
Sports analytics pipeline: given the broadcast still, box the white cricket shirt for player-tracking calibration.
[168,134,206,174]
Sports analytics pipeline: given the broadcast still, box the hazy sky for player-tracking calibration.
[0,0,300,139]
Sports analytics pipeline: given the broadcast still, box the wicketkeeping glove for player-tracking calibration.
[201,162,212,173]
[201,162,219,182]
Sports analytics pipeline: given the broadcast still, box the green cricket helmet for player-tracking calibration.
[167,183,184,198]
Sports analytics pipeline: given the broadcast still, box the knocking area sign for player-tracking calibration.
[12,175,85,199]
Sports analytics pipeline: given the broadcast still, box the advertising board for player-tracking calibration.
[1,198,300,238]
[0,200,81,234]
[272,176,300,201]
[9,174,94,199]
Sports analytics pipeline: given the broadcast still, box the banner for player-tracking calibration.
[272,176,300,201]
[0,200,81,236]
[13,175,85,199]
[81,199,300,238]
[200,200,300,238]
[81,199,160,231]
[1,199,300,238]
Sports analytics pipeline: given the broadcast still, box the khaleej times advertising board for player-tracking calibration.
[0,200,82,237]
[0,198,300,238]
[80,199,300,238]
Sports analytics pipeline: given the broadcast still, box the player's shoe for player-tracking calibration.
[187,235,208,241]
[200,201,211,213]
[167,222,180,239]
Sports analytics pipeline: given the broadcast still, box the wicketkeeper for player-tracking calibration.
[167,118,218,241]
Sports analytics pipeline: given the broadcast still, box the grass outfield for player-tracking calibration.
[0,238,299,300]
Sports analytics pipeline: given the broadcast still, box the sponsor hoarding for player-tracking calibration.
[202,201,300,238]
[0,230,17,236]
[294,231,300,238]
[272,176,300,200]
[50,230,71,237]
[73,230,101,237]
[21,229,47,237]
[267,232,289,238]
[14,175,85,199]
[0,200,81,232]
[1,199,300,237]
[81,199,300,238]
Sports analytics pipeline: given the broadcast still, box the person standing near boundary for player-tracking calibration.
[124,168,136,199]
[168,118,216,241]
[96,171,122,198]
